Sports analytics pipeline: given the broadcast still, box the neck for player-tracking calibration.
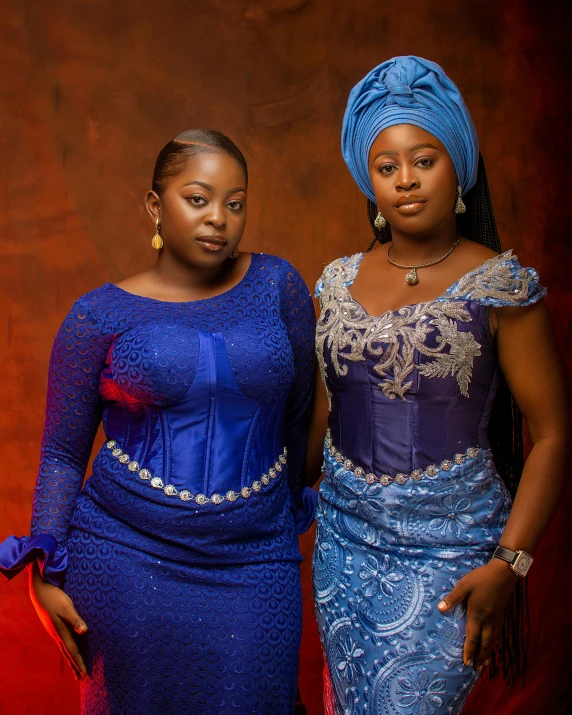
[152,250,234,292]
[386,216,458,264]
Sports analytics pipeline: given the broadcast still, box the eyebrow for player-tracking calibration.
[371,143,442,162]
[181,180,246,194]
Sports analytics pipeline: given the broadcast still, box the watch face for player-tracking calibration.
[512,552,533,576]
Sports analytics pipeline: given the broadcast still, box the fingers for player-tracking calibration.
[474,624,497,671]
[54,615,88,677]
[62,602,88,635]
[463,614,481,668]
[438,578,471,613]
[58,642,83,681]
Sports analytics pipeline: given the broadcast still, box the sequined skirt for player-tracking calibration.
[313,447,511,715]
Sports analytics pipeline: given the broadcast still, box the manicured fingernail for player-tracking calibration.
[478,665,484,672]
[484,659,490,667]
[438,600,447,610]
[465,659,472,667]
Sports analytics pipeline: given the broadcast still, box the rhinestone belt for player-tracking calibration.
[105,440,287,505]
[325,429,480,487]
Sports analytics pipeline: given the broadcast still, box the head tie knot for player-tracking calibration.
[341,56,479,202]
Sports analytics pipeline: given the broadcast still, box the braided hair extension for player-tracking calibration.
[366,154,529,684]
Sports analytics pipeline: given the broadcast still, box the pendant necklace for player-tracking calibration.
[386,238,461,285]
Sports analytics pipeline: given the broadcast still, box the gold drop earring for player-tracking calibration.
[374,211,387,229]
[151,218,163,249]
[454,186,466,214]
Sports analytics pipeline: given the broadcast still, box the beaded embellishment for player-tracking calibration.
[106,440,287,504]
[325,429,480,487]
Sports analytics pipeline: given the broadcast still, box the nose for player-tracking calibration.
[395,168,420,192]
[205,202,226,230]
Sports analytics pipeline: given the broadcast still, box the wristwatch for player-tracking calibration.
[492,546,533,577]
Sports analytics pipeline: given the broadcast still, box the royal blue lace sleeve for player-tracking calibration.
[0,297,111,586]
[31,298,112,540]
[280,262,317,533]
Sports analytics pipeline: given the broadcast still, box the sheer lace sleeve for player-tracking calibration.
[30,297,112,540]
[280,263,317,533]
[1,297,112,586]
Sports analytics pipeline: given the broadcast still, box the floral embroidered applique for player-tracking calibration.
[315,256,481,401]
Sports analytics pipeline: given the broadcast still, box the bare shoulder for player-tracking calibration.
[457,238,499,264]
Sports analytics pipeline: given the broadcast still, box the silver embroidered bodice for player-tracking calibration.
[315,250,545,477]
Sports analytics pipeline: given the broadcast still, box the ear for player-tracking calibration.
[145,190,161,222]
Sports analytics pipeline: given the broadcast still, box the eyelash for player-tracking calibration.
[378,157,435,174]
[186,196,244,210]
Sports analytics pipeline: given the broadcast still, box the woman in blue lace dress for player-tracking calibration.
[312,57,568,714]
[0,129,316,714]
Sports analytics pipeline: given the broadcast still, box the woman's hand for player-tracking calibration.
[28,562,88,680]
[438,558,518,672]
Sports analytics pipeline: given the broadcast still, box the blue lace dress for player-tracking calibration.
[0,253,316,715]
[312,251,545,715]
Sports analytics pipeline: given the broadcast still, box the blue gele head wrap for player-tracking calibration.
[341,56,479,203]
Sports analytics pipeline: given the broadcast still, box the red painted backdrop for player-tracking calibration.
[1,1,570,713]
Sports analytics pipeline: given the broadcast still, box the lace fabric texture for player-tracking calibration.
[3,253,316,714]
[313,251,545,714]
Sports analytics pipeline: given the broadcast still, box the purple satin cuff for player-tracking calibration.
[290,487,318,535]
[0,534,68,588]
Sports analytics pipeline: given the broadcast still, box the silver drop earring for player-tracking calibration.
[374,211,387,229]
[454,186,466,214]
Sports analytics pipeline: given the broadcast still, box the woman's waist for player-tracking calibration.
[317,438,511,549]
[70,455,301,566]
[323,429,485,488]
[101,436,287,506]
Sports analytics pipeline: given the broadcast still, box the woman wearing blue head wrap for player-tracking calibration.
[312,56,567,714]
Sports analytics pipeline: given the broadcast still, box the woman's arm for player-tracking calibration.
[1,297,112,678]
[31,299,111,540]
[439,299,570,670]
[280,264,318,532]
[304,362,330,488]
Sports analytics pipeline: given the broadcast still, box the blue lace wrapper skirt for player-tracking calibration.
[313,448,511,715]
[63,452,303,715]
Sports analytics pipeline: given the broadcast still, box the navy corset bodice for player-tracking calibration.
[315,251,545,478]
[101,321,291,499]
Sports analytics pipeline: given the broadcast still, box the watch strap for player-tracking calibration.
[493,546,517,564]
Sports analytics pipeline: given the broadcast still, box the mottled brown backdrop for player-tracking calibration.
[1,1,570,713]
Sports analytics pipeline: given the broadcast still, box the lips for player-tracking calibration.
[195,235,227,252]
[394,195,427,214]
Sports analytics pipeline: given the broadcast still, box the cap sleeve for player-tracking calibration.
[315,254,363,300]
[445,250,546,307]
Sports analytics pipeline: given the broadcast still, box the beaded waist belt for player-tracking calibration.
[324,429,480,487]
[105,440,287,505]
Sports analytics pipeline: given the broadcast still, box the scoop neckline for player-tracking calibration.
[107,253,256,305]
[345,249,512,319]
